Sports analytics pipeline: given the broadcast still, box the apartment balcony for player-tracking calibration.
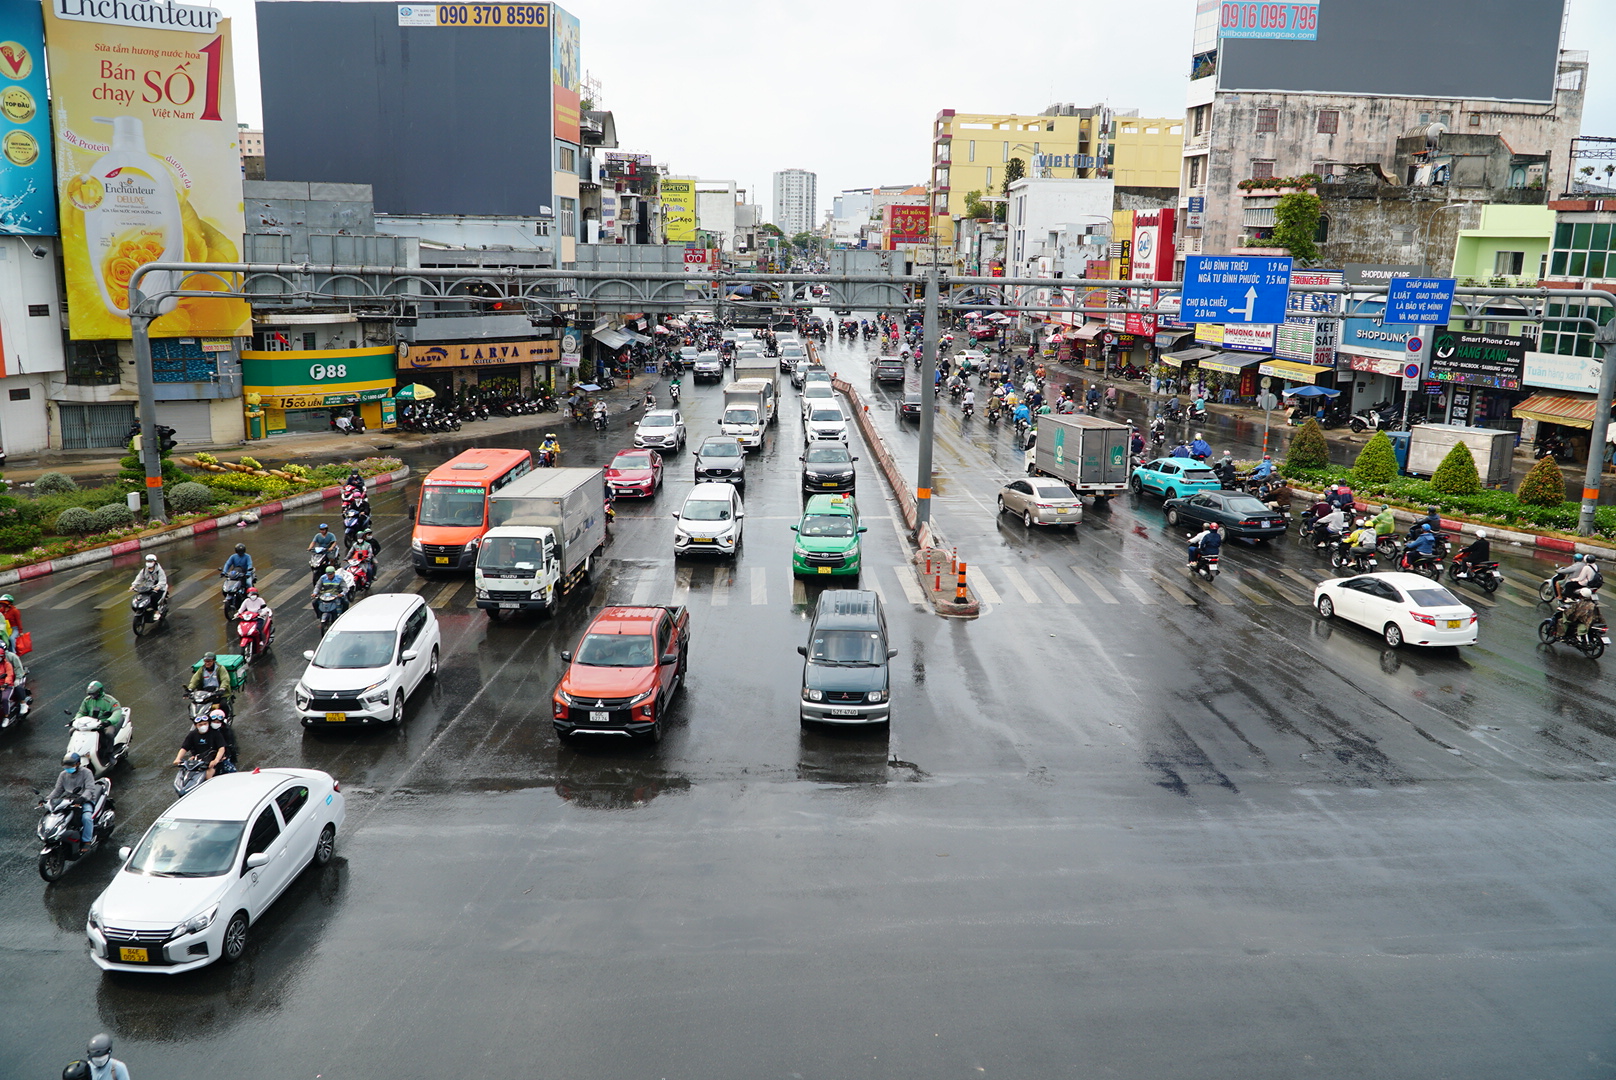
[1184,130,1210,152]
[1179,235,1203,255]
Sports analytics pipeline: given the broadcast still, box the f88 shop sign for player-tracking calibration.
[1217,1,1321,40]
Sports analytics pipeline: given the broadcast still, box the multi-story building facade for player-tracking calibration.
[772,169,818,235]
[929,106,1183,246]
[1177,0,1584,273]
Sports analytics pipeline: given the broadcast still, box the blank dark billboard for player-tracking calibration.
[257,2,552,216]
[1218,0,1567,103]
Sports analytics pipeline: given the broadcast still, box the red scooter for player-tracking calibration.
[236,607,273,661]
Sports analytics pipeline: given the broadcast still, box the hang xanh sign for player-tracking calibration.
[1428,330,1525,390]
[402,339,560,369]
[240,346,397,408]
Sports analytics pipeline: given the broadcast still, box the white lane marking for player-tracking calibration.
[750,566,767,605]
[1177,567,1236,605]
[1148,573,1196,606]
[1279,568,1320,594]
[1244,570,1307,605]
[711,569,731,607]
[1069,566,1119,604]
[792,576,807,605]
[269,578,312,609]
[631,567,658,605]
[254,568,290,592]
[1112,572,1156,605]
[428,579,464,609]
[672,565,692,605]
[1000,566,1042,603]
[1034,566,1081,604]
[30,568,105,605]
[969,567,1003,605]
[1223,574,1271,606]
[892,565,924,605]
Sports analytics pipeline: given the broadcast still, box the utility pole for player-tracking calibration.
[129,288,168,522]
[1576,318,1616,536]
[916,266,940,531]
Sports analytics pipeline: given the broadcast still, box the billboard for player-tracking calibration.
[45,1,249,340]
[402,339,559,368]
[1218,0,1565,104]
[258,2,553,216]
[1218,1,1320,40]
[661,179,695,243]
[884,205,929,247]
[551,4,580,143]
[0,2,55,235]
[1428,330,1525,389]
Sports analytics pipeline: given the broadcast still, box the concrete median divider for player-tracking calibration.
[834,378,979,617]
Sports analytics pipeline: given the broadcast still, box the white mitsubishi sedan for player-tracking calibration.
[1313,571,1478,648]
[87,768,344,973]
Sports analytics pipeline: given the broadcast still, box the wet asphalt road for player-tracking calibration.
[1,318,1615,1079]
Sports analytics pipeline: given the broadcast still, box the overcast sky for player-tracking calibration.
[224,0,1614,220]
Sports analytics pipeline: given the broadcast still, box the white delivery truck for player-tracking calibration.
[729,366,778,424]
[1026,414,1132,505]
[722,381,770,448]
[474,468,607,617]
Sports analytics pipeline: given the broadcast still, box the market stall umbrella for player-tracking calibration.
[1283,385,1340,398]
[394,383,436,400]
[652,325,673,335]
[576,383,603,392]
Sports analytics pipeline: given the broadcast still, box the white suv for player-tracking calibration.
[296,593,441,727]
[805,405,849,443]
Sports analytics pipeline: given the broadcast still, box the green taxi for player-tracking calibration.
[790,494,866,577]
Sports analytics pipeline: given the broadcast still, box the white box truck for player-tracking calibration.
[730,366,778,424]
[722,381,770,448]
[1026,414,1132,505]
[474,468,607,616]
[1405,424,1515,486]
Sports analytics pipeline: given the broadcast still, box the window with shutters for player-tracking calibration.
[1255,108,1278,133]
[1250,160,1275,180]
[1316,110,1339,134]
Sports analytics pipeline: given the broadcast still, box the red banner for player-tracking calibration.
[884,204,930,247]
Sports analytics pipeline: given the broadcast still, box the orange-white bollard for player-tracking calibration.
[955,561,968,602]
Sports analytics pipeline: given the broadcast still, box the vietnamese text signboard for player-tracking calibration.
[1428,331,1525,390]
[1181,255,1292,324]
[1386,277,1457,325]
[1217,1,1320,40]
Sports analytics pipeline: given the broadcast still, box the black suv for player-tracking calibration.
[797,590,894,726]
[693,435,747,489]
[800,440,857,493]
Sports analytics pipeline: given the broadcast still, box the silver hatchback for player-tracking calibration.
[997,477,1083,528]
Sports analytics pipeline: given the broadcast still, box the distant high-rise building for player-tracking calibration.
[772,169,818,235]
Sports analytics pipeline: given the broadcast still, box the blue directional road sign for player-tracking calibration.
[1180,255,1293,324]
[1385,277,1456,324]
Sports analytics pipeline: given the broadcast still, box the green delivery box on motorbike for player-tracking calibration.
[191,653,246,692]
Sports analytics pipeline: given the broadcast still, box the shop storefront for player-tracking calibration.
[240,347,397,436]
[1259,358,1334,390]
[398,339,561,401]
[1197,352,1263,401]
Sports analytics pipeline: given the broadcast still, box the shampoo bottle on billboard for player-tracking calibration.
[78,116,180,316]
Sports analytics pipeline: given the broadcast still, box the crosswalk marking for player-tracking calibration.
[969,568,1002,605]
[1149,573,1196,606]
[750,566,767,605]
[1034,566,1081,604]
[254,568,290,592]
[1278,568,1318,594]
[1245,570,1307,606]
[1000,566,1042,603]
[672,566,691,604]
[1222,574,1270,606]
[892,565,924,605]
[710,569,731,607]
[1113,572,1156,605]
[1177,567,1236,605]
[29,568,103,605]
[792,577,807,605]
[428,580,463,609]
[1069,566,1117,604]
[631,568,658,605]
[180,579,225,609]
[269,577,311,609]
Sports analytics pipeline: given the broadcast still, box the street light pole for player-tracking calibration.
[129,282,168,523]
[1576,318,1616,536]
[916,266,940,532]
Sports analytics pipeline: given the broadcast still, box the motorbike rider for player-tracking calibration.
[962,387,976,414]
[1130,429,1146,457]
[1086,386,1101,411]
[173,714,227,781]
[592,399,609,427]
[84,1032,130,1080]
[189,651,230,696]
[309,522,340,581]
[1313,504,1348,547]
[1012,401,1031,429]
[1452,529,1491,574]
[1213,452,1238,488]
[1249,454,1276,482]
[1186,522,1223,568]
[1104,385,1118,409]
[538,433,561,465]
[1372,503,1397,537]
[78,682,122,767]
[0,592,22,642]
[1408,505,1443,539]
[1170,441,1191,459]
[1403,523,1440,567]
[48,753,96,848]
[643,388,657,410]
[221,542,254,585]
[1345,519,1379,564]
[207,706,238,773]
[1189,433,1212,461]
[1566,555,1601,594]
[129,553,168,605]
[312,565,348,612]
[236,586,273,642]
[1327,483,1356,512]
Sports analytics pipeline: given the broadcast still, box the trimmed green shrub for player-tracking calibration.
[1286,419,1331,470]
[1352,431,1399,486]
[167,481,216,514]
[54,506,95,534]
[1517,454,1567,507]
[203,472,294,499]
[88,503,135,532]
[0,523,43,551]
[34,472,78,495]
[1430,441,1482,495]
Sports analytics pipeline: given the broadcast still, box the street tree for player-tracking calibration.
[1430,441,1482,495]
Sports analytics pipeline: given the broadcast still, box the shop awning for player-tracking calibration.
[1154,329,1192,349]
[1072,322,1107,341]
[622,331,653,345]
[1159,347,1217,368]
[1198,352,1264,375]
[592,328,629,350]
[1513,392,1599,429]
[1258,359,1332,382]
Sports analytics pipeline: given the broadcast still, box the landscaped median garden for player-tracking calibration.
[1274,419,1616,541]
[0,451,403,571]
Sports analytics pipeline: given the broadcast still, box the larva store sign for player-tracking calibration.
[44,0,250,340]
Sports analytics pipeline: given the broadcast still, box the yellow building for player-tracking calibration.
[929,106,1183,244]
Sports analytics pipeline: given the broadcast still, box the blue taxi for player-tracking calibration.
[1129,456,1222,500]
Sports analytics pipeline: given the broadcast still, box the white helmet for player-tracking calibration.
[1474,529,1487,539]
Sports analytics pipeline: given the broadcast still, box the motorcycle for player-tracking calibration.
[310,545,341,586]
[173,754,209,796]
[592,411,609,432]
[1539,562,1600,602]
[1330,541,1378,574]
[64,707,132,777]
[961,400,975,420]
[985,402,1003,425]
[1538,590,1610,659]
[1534,432,1571,460]
[1187,541,1220,582]
[342,554,372,598]
[343,509,369,547]
[130,587,167,637]
[669,383,681,403]
[1398,549,1443,580]
[1447,559,1502,594]
[314,581,348,632]
[34,778,114,881]
[1348,401,1397,434]
[236,607,272,661]
[220,568,252,618]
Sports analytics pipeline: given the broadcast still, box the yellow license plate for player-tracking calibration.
[434,556,450,564]
[325,711,346,723]
[118,946,149,963]
[817,566,832,574]
[1446,620,1463,629]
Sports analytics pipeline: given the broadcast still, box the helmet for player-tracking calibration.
[0,594,12,602]
[86,681,103,696]
[246,586,258,595]
[63,752,80,766]
[1428,505,1439,514]
[1208,522,1220,530]
[63,1062,90,1080]
[319,523,329,530]
[235,543,246,554]
[545,433,556,439]
[1420,523,1432,533]
[1575,553,1588,562]
[87,1034,113,1060]
[144,553,156,564]
[1474,529,1488,539]
[203,652,216,662]
[1380,504,1390,512]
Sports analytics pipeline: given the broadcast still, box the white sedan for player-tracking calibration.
[87,768,344,973]
[1313,571,1478,648]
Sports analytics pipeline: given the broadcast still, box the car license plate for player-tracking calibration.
[590,711,609,724]
[693,538,713,544]
[499,602,520,609]
[118,946,149,963]
[325,711,346,723]
[817,566,832,574]
[1445,620,1463,629]
[823,481,838,486]
[1056,508,1073,515]
[829,709,860,717]
[434,556,449,564]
